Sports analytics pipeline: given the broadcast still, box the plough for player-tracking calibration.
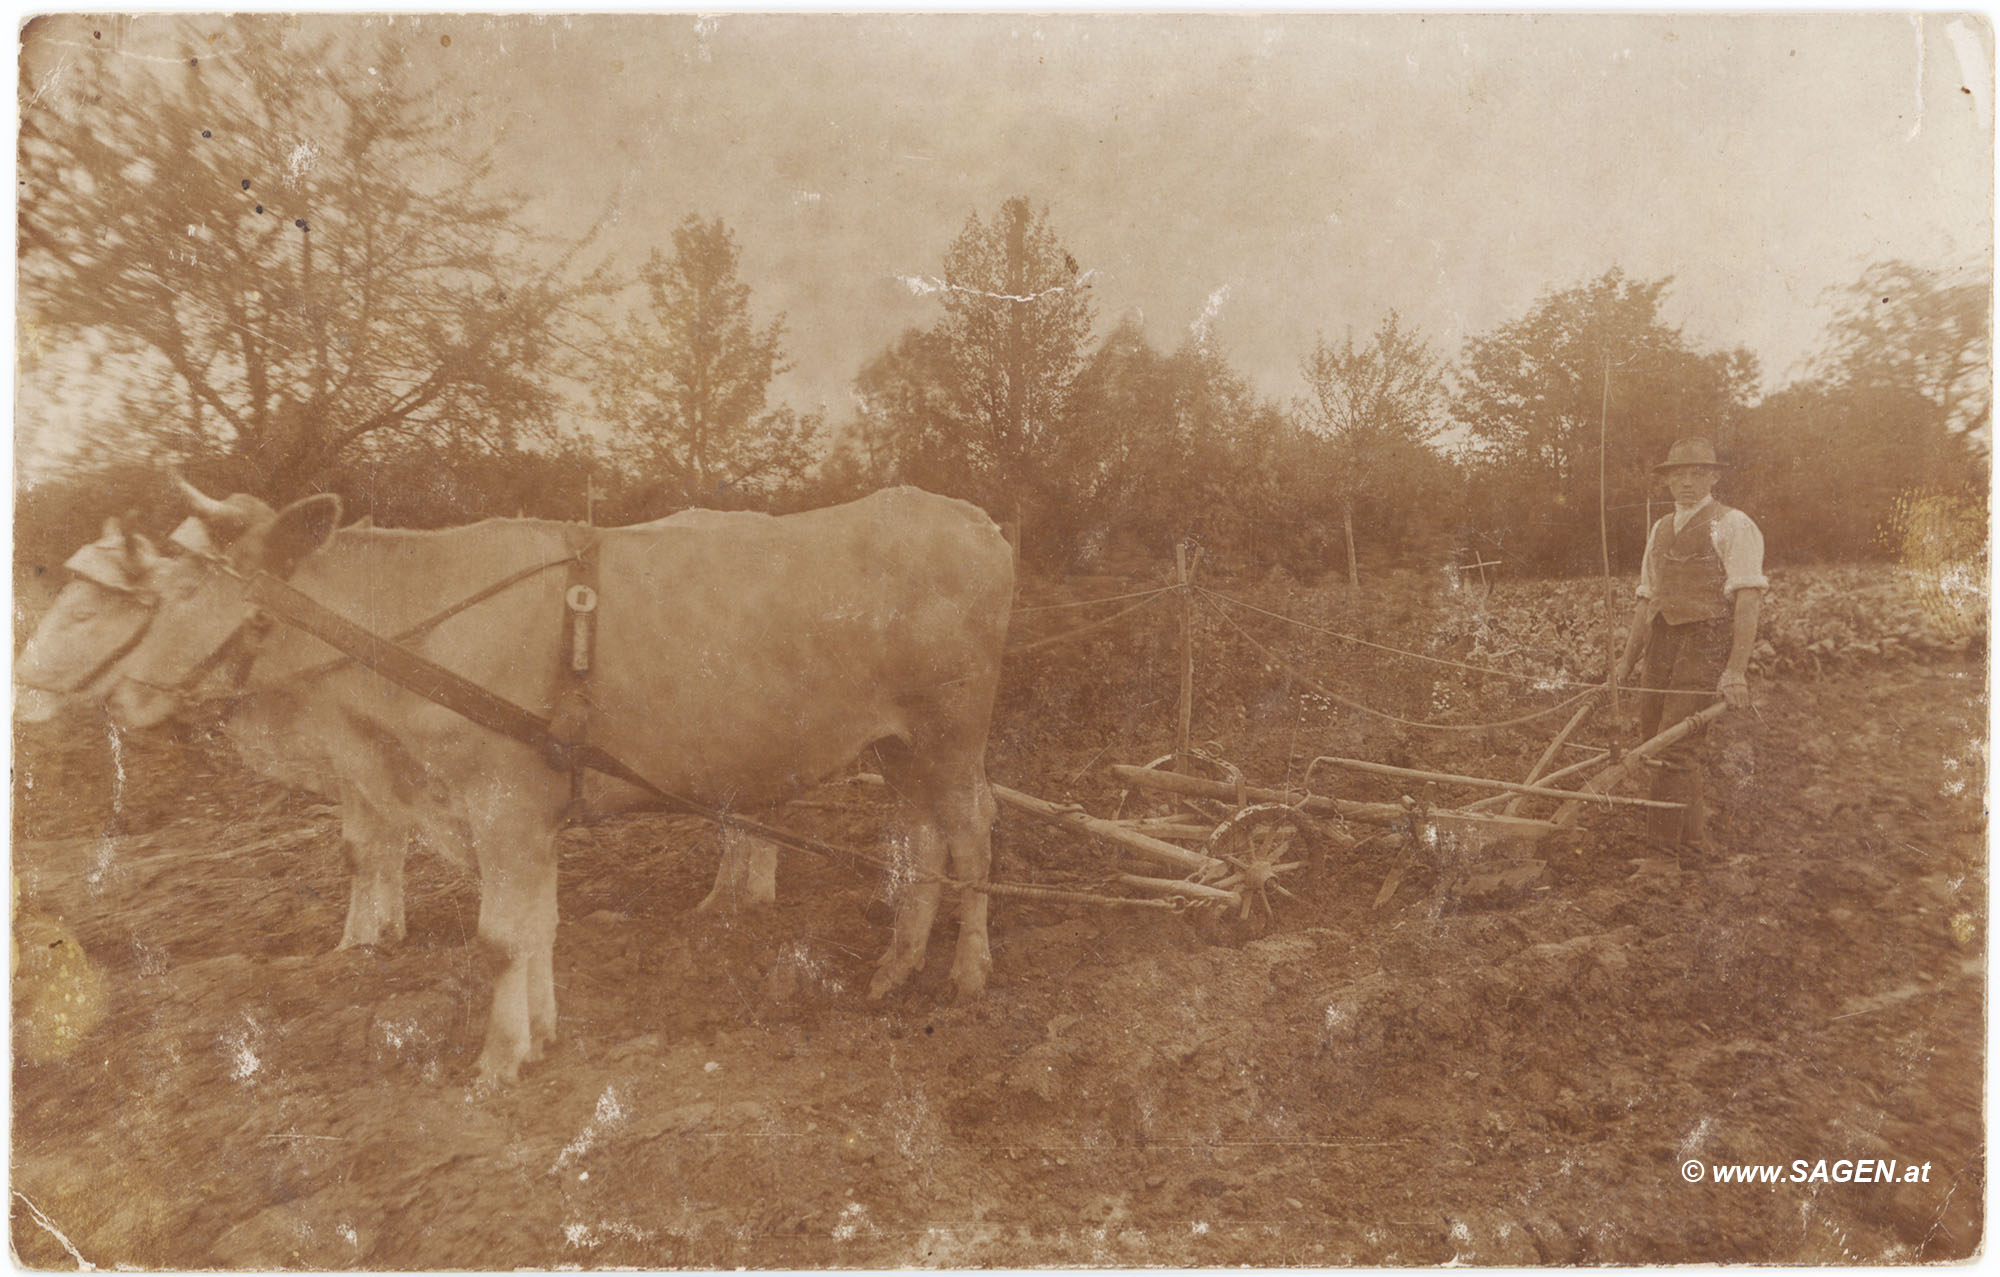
[975,690,1728,921]
[983,545,1735,921]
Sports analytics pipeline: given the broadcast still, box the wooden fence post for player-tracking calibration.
[1175,541,1202,775]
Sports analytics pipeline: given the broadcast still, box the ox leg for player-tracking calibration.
[942,774,997,999]
[336,793,407,949]
[467,796,561,1086]
[695,824,779,913]
[870,739,998,1002]
[867,817,945,1001]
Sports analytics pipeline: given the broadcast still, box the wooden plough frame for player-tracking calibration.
[984,540,1733,920]
[984,691,1727,920]
[991,777,1314,919]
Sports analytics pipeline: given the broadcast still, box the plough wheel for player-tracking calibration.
[1203,803,1333,925]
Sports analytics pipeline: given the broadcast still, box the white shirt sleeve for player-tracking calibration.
[1634,518,1663,599]
[1711,509,1769,595]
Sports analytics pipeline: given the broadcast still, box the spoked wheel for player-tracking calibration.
[1203,803,1338,924]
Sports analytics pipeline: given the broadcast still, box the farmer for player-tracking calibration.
[1611,436,1766,851]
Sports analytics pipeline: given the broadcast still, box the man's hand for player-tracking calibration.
[1719,669,1751,709]
[1611,655,1633,686]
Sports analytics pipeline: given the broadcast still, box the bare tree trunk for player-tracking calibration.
[1343,501,1360,591]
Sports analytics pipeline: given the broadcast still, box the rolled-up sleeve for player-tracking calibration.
[1712,510,1769,595]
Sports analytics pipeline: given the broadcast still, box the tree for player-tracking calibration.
[930,197,1097,548]
[1453,270,1759,575]
[838,327,960,495]
[1057,316,1178,554]
[841,198,1097,561]
[1294,311,1448,587]
[18,17,608,503]
[1028,318,1295,568]
[1740,260,1990,562]
[1169,345,1340,575]
[595,216,822,509]
[1146,339,1286,561]
[1738,380,1952,560]
[1816,259,1992,445]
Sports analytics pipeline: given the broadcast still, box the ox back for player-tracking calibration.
[252,489,1011,817]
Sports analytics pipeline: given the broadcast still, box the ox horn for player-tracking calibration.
[173,472,258,533]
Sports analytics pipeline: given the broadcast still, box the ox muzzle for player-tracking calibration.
[99,547,270,730]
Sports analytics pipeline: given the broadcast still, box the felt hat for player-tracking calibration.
[1653,436,1730,472]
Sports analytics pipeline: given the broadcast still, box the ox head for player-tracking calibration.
[16,517,169,723]
[100,481,340,730]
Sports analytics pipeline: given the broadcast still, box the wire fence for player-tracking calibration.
[1004,570,1687,733]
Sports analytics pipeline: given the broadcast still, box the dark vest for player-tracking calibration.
[1646,502,1732,625]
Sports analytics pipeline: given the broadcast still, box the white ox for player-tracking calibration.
[28,484,1014,1083]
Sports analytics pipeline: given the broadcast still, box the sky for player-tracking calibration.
[16,12,1996,447]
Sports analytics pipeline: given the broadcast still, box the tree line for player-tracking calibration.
[18,23,1990,584]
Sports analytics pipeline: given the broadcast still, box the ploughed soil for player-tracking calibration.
[10,568,1988,1268]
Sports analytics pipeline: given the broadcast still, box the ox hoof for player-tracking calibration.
[474,1057,522,1088]
[949,967,990,1003]
[866,965,909,1002]
[475,1041,531,1087]
[336,925,405,951]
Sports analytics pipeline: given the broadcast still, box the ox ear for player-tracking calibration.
[64,540,135,589]
[258,494,344,578]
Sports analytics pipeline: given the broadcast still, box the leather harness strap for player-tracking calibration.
[550,527,602,814]
[278,554,576,688]
[239,566,896,871]
[246,570,570,763]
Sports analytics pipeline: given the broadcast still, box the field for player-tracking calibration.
[11,560,1987,1267]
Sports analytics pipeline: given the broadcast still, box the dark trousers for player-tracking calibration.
[1637,615,1731,846]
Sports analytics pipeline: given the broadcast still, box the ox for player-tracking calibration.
[34,483,1014,1083]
